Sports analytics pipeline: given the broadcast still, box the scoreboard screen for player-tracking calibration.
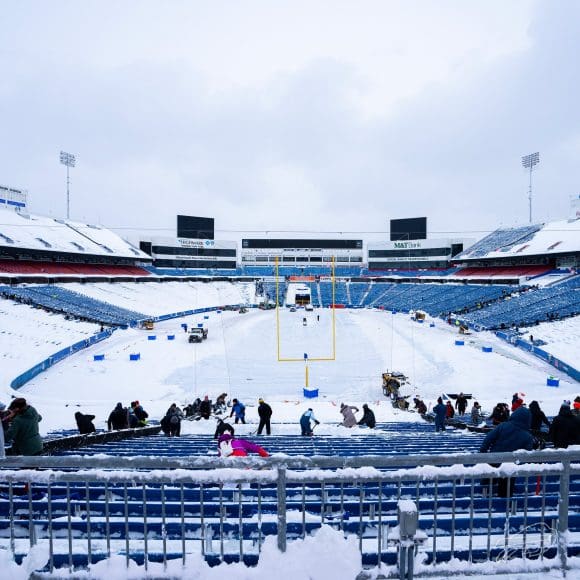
[177,215,214,240]
[390,217,427,241]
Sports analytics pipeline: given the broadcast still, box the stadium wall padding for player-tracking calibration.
[10,305,246,390]
[495,331,580,382]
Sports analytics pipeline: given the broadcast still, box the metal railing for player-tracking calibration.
[0,449,578,578]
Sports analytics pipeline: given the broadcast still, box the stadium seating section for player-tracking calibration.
[463,275,580,330]
[0,285,148,325]
[451,266,552,279]
[455,224,543,259]
[3,422,576,571]
[0,260,150,276]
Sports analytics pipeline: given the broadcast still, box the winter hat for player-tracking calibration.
[218,433,233,443]
[562,400,571,408]
[10,397,27,411]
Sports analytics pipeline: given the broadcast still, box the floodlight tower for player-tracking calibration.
[521,152,540,224]
[59,151,76,219]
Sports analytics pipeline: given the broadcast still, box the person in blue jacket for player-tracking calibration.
[479,406,535,497]
[229,398,246,424]
[300,408,319,436]
[433,397,447,432]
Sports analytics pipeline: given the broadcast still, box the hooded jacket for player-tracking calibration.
[358,405,376,428]
[549,406,580,448]
[340,404,359,428]
[5,405,43,455]
[480,407,534,454]
[75,411,96,435]
[108,403,128,430]
[529,401,550,431]
[433,402,447,425]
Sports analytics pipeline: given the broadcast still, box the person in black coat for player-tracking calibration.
[257,398,273,435]
[528,400,550,434]
[455,393,468,416]
[491,403,510,425]
[480,407,535,497]
[107,403,128,430]
[199,396,212,420]
[549,402,579,448]
[160,403,184,437]
[75,411,96,434]
[358,404,376,428]
[214,418,235,439]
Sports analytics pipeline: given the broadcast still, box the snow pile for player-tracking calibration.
[69,525,361,580]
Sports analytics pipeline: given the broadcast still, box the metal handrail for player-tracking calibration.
[1,448,579,471]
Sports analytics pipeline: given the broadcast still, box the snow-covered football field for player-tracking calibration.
[4,294,577,436]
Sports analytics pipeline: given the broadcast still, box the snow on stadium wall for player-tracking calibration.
[496,331,580,382]
[9,305,246,390]
[10,329,116,389]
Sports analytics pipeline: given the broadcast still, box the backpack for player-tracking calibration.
[170,414,180,425]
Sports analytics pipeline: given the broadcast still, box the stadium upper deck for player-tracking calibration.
[0,206,149,263]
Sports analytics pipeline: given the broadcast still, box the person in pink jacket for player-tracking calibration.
[217,433,269,457]
[340,403,359,428]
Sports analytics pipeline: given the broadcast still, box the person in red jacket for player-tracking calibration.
[445,401,455,418]
[511,393,525,412]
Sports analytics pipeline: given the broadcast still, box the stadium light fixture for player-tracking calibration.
[59,151,76,219]
[521,152,540,224]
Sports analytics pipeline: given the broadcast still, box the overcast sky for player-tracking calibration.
[1,0,579,244]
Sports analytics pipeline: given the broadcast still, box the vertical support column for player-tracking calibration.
[398,500,418,580]
[277,467,287,553]
[558,461,570,574]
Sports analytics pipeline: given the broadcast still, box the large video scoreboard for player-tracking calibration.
[177,215,214,240]
[390,217,427,241]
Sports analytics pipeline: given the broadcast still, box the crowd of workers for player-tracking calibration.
[2,392,578,463]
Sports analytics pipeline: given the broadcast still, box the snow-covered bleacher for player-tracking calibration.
[348,281,369,306]
[455,224,543,259]
[455,219,580,263]
[262,282,286,305]
[463,275,580,330]
[319,280,348,305]
[356,282,511,315]
[0,285,148,325]
[2,424,578,573]
[47,422,484,458]
[0,206,148,261]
